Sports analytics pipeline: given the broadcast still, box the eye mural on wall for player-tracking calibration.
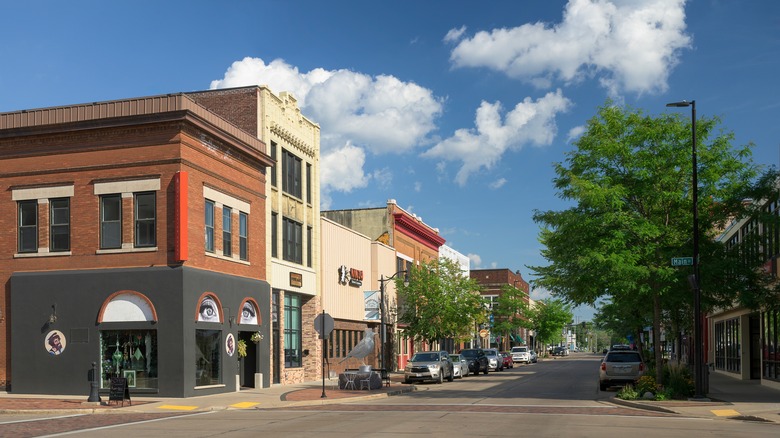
[196,294,222,323]
[240,300,258,325]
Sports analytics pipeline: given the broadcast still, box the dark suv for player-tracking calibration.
[459,348,489,375]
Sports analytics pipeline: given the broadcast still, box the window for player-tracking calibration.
[282,149,302,198]
[306,163,311,204]
[18,200,38,253]
[271,212,278,258]
[307,225,312,267]
[284,293,302,368]
[195,329,222,386]
[270,141,277,188]
[100,330,157,390]
[135,192,156,247]
[283,217,302,264]
[205,200,215,253]
[239,212,248,261]
[222,206,232,257]
[99,195,121,249]
[50,198,70,252]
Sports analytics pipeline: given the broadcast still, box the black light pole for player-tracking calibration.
[379,270,408,375]
[667,99,704,399]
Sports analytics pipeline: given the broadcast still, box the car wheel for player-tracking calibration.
[447,369,454,382]
[599,382,608,391]
[483,366,489,375]
[404,378,410,384]
[437,372,444,384]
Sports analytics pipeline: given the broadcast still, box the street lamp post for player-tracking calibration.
[378,270,408,375]
[666,99,705,399]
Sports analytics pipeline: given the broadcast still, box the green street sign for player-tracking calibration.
[671,257,693,267]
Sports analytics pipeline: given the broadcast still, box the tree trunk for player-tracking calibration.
[653,291,663,385]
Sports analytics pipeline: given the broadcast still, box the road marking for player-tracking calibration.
[157,404,199,411]
[231,402,260,409]
[711,409,740,417]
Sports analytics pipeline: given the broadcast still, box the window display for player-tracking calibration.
[196,329,222,386]
[100,330,157,390]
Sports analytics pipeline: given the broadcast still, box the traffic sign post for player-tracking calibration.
[314,311,334,398]
[671,257,693,267]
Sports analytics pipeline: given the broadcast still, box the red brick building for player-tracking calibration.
[0,93,273,397]
[470,269,531,350]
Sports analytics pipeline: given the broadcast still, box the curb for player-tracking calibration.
[608,397,679,414]
[282,385,416,408]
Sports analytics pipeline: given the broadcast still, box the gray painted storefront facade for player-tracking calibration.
[10,266,271,398]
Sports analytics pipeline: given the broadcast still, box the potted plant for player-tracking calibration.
[237,339,247,358]
[250,332,263,343]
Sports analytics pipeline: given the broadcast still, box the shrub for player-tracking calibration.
[663,362,694,399]
[635,375,658,395]
[617,384,640,400]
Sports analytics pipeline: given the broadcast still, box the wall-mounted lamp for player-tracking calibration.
[49,304,57,324]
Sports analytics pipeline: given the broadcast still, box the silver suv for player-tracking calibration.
[599,350,645,391]
[484,348,504,371]
[404,350,455,384]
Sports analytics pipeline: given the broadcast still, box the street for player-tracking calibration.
[5,354,778,437]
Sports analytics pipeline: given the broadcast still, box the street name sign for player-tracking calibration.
[671,257,693,267]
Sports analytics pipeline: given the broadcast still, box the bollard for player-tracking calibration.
[88,362,101,403]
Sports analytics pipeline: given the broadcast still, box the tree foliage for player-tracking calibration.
[530,101,769,382]
[491,284,531,348]
[396,258,485,345]
[526,299,572,348]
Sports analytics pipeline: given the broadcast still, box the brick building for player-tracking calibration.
[470,269,531,350]
[0,93,274,397]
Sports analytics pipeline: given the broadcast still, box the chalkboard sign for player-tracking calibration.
[109,377,131,406]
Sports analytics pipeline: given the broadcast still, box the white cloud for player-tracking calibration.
[449,0,691,96]
[371,167,393,190]
[489,178,507,189]
[414,181,422,192]
[468,253,482,269]
[422,89,571,185]
[531,286,554,301]
[567,125,586,142]
[210,57,443,199]
[444,26,467,43]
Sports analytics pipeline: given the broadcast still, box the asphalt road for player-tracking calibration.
[8,355,780,437]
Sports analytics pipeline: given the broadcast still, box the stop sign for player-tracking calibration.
[314,312,334,339]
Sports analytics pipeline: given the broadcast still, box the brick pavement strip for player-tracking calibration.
[0,412,188,438]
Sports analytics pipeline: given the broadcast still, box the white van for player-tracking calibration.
[511,346,531,364]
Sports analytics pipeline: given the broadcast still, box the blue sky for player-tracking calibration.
[2,1,779,320]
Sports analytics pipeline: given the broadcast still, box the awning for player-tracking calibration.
[511,334,525,343]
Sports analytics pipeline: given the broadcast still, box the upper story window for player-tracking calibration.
[205,199,215,252]
[271,212,278,258]
[283,216,302,264]
[50,198,70,252]
[270,141,277,188]
[307,225,312,268]
[282,149,302,199]
[239,212,248,261]
[134,192,156,247]
[94,178,159,253]
[203,187,250,263]
[306,163,312,204]
[222,206,232,257]
[17,200,38,253]
[13,185,74,257]
[100,195,122,249]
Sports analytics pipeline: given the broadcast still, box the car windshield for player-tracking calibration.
[485,350,497,357]
[450,355,461,362]
[606,352,642,363]
[460,350,478,358]
[411,352,440,362]
[512,347,527,353]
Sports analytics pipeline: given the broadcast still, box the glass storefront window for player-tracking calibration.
[196,329,222,386]
[100,330,157,390]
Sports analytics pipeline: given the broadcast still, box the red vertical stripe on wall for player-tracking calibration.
[175,171,189,261]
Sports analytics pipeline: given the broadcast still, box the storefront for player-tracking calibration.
[10,266,271,398]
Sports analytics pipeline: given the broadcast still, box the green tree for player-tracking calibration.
[396,258,485,346]
[531,101,766,383]
[526,299,572,352]
[491,284,530,350]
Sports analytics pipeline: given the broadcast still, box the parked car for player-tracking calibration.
[599,350,645,391]
[459,348,489,375]
[529,350,538,363]
[484,348,504,371]
[511,345,532,364]
[500,351,514,368]
[553,346,570,356]
[404,350,455,384]
[450,354,470,378]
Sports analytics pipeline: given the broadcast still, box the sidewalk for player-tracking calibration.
[610,370,780,423]
[0,371,778,423]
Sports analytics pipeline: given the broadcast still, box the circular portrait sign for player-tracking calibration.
[226,333,236,357]
[45,330,66,355]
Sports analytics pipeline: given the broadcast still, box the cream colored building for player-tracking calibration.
[189,87,321,385]
[320,217,396,375]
